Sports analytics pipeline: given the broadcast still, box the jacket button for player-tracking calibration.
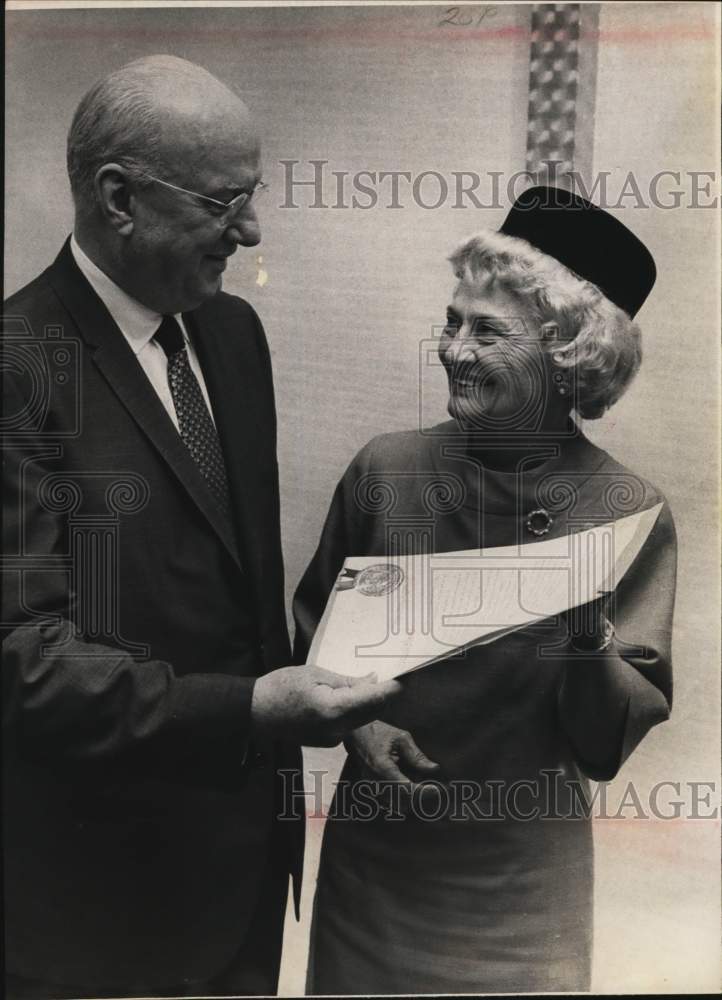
[253,750,267,767]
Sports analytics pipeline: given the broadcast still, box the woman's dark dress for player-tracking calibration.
[293,420,676,995]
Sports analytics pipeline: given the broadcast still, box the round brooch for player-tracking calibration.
[525,508,554,536]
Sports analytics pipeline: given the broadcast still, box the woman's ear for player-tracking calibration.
[94,163,135,236]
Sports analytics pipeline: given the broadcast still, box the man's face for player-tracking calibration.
[439,275,554,432]
[126,109,262,314]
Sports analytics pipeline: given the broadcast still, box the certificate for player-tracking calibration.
[309,503,663,682]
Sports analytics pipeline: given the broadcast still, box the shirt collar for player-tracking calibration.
[70,235,185,354]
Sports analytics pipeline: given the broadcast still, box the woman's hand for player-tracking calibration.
[566,592,615,653]
[345,720,442,807]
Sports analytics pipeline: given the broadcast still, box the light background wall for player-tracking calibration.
[5,2,720,994]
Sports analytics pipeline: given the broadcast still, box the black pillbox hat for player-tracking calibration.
[499,185,656,317]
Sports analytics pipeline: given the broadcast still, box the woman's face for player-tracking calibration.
[439,274,563,433]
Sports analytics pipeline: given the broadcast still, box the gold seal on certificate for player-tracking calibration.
[356,563,404,596]
[336,563,405,596]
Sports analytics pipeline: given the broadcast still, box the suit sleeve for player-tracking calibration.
[557,500,677,780]
[2,349,256,787]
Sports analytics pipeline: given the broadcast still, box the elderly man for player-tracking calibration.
[2,55,396,999]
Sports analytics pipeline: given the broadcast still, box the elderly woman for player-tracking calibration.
[293,186,676,995]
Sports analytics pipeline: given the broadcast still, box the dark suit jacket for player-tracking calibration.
[2,240,303,990]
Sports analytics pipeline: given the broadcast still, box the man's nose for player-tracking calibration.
[225,207,261,247]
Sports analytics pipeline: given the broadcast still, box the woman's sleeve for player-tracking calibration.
[558,499,677,780]
[292,446,372,664]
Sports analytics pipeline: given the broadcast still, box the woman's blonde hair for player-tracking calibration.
[449,229,642,420]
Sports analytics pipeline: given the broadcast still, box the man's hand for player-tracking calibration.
[345,720,442,801]
[250,665,401,747]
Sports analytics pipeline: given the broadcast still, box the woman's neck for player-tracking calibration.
[463,420,579,472]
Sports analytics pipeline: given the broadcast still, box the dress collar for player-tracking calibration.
[424,419,607,515]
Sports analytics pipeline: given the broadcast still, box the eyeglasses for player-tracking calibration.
[143,173,268,224]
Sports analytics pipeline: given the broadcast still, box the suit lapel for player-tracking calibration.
[47,241,242,568]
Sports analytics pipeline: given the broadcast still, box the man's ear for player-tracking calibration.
[94,164,136,236]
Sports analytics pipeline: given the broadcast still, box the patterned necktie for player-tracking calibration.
[154,315,233,522]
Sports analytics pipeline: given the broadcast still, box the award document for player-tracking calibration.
[309,503,663,682]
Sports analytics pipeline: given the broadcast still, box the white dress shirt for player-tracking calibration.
[70,235,217,430]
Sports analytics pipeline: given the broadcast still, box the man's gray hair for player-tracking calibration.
[66,55,222,210]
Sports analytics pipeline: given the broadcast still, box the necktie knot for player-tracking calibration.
[154,315,185,358]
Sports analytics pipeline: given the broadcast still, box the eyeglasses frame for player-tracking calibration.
[142,173,267,222]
